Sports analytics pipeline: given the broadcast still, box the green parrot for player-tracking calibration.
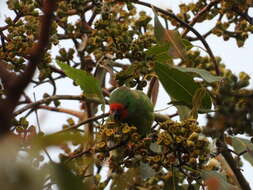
[109,86,154,136]
[108,86,157,179]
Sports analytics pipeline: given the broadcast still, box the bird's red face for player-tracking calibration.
[109,103,128,121]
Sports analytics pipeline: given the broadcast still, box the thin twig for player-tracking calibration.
[154,113,171,122]
[38,105,84,118]
[88,12,97,25]
[0,32,6,51]
[186,29,213,41]
[232,8,253,24]
[182,0,220,37]
[227,148,247,157]
[55,112,110,134]
[0,13,22,32]
[49,65,65,75]
[33,92,54,163]
[33,92,41,132]
[14,95,101,116]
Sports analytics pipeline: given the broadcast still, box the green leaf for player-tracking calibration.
[201,170,238,190]
[146,43,170,56]
[57,61,104,104]
[155,53,172,64]
[153,11,187,60]
[146,44,172,63]
[51,163,88,190]
[174,66,223,83]
[153,11,165,43]
[231,137,253,166]
[155,62,211,109]
[182,39,193,50]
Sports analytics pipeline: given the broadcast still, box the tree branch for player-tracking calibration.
[216,155,240,187]
[154,113,171,122]
[182,0,220,37]
[218,138,251,190]
[232,8,253,24]
[0,60,17,88]
[56,112,110,134]
[0,13,22,32]
[14,95,101,116]
[0,0,57,136]
[38,105,84,119]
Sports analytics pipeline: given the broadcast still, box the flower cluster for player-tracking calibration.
[207,71,253,136]
[154,119,210,169]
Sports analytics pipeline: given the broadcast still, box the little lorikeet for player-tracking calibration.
[109,86,157,178]
[109,86,154,136]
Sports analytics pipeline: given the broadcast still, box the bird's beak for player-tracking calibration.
[111,110,121,121]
